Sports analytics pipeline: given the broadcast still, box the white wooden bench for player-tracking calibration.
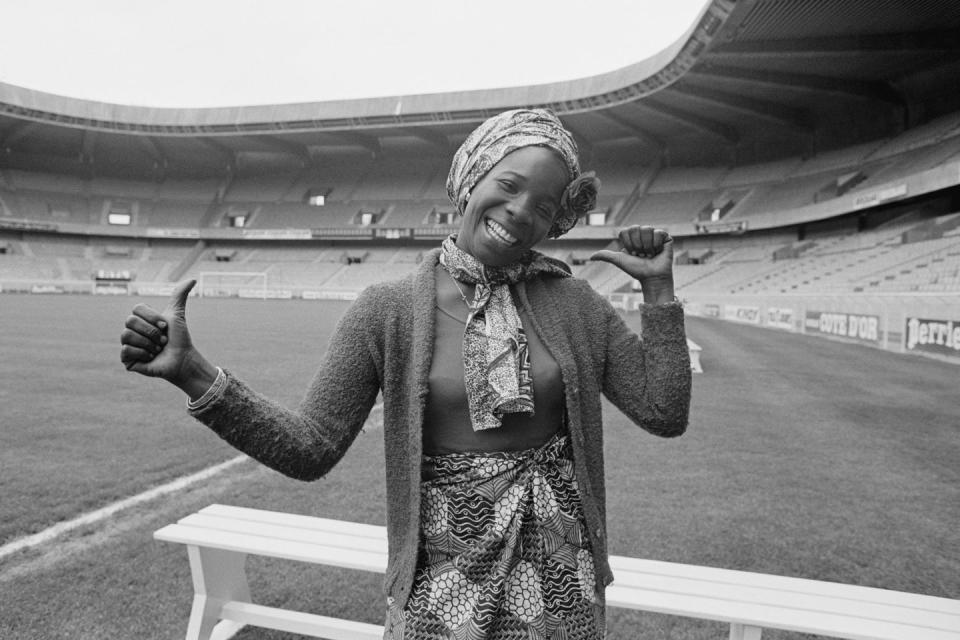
[687,338,703,373]
[154,504,960,640]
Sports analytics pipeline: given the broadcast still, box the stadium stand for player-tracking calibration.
[29,235,86,258]
[624,189,722,228]
[146,201,209,228]
[223,173,297,203]
[6,189,94,224]
[376,201,435,227]
[238,201,357,229]
[350,152,445,201]
[649,166,727,193]
[1,113,956,241]
[590,151,657,198]
[791,143,878,177]
[5,169,86,194]
[718,157,803,187]
[851,135,960,192]
[321,262,419,291]
[2,135,959,303]
[282,150,377,203]
[731,171,850,220]
[672,215,960,297]
[865,112,960,161]
[88,176,158,199]
[419,168,451,201]
[245,247,325,263]
[155,178,220,204]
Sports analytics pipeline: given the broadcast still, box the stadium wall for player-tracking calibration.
[680,292,960,364]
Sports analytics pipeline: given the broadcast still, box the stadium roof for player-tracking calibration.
[2,0,959,179]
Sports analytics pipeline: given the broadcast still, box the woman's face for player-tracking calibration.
[456,146,568,267]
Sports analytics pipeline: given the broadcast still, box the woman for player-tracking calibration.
[120,108,691,639]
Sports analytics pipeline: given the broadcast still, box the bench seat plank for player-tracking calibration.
[154,524,387,572]
[199,504,386,539]
[611,556,960,614]
[218,602,382,640]
[607,584,960,640]
[609,569,960,630]
[176,513,388,555]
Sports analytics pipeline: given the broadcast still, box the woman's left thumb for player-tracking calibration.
[589,250,624,267]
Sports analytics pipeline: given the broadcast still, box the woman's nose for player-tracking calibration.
[505,195,533,222]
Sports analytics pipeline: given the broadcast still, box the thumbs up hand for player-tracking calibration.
[121,280,216,395]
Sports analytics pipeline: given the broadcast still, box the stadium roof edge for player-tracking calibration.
[5,0,959,172]
[0,1,726,136]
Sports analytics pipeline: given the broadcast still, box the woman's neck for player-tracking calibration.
[435,263,474,323]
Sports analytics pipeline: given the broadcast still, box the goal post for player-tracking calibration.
[197,271,268,299]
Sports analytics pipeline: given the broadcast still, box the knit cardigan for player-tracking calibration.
[188,248,691,608]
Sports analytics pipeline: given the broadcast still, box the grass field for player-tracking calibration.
[1,293,958,639]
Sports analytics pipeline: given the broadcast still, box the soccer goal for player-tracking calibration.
[197,271,268,298]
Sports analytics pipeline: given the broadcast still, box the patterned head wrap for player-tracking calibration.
[446,108,600,238]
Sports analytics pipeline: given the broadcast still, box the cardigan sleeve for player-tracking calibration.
[600,298,691,437]
[187,287,385,480]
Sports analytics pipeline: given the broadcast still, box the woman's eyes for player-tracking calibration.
[497,180,555,218]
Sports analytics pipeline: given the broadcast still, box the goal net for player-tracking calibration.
[198,271,268,299]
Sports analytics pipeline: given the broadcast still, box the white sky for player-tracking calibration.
[0,0,708,108]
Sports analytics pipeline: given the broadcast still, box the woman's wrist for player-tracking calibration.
[185,367,225,411]
[172,352,220,401]
[638,276,676,305]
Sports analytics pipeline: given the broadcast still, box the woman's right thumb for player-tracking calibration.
[167,279,197,318]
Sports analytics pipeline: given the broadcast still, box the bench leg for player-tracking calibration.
[729,623,762,640]
[183,546,251,640]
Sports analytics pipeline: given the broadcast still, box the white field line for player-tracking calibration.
[363,401,385,431]
[0,455,249,561]
[1,402,386,562]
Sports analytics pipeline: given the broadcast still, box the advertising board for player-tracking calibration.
[804,311,880,345]
[904,317,960,357]
[724,304,761,324]
[239,289,293,299]
[136,285,177,297]
[242,229,312,240]
[765,307,794,330]
[146,228,200,238]
[302,290,359,301]
[94,283,129,295]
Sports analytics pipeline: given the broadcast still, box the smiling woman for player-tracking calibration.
[119,108,692,638]
[454,147,568,266]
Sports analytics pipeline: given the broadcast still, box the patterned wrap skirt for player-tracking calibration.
[385,433,605,639]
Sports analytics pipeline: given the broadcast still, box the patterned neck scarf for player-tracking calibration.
[439,235,570,431]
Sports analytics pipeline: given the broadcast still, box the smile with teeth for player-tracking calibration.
[485,219,518,245]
